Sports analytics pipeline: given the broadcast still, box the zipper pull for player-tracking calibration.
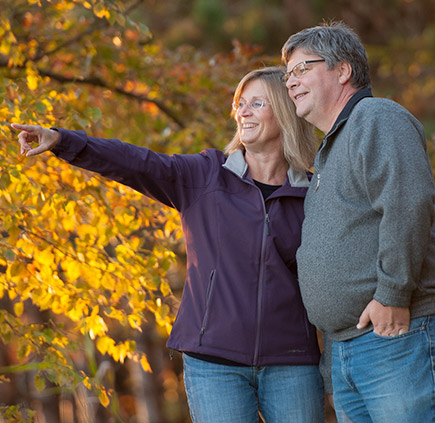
[315,173,320,191]
[265,213,270,235]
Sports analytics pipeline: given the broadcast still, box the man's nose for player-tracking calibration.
[285,74,299,90]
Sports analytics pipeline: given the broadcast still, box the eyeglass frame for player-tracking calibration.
[232,99,271,112]
[282,59,326,82]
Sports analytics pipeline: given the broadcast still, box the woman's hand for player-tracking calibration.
[12,123,61,156]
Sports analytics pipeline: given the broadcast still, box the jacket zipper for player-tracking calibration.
[314,144,324,192]
[253,199,271,365]
[314,173,321,191]
[265,213,270,235]
[218,176,272,365]
[199,269,216,342]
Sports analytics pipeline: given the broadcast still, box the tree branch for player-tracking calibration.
[33,1,145,62]
[39,69,186,128]
[1,1,186,126]
[0,56,185,128]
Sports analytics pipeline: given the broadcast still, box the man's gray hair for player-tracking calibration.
[282,21,371,90]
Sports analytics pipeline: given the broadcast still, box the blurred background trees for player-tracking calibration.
[0,0,433,422]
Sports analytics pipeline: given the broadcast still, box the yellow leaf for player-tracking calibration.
[94,4,110,19]
[68,298,88,321]
[101,274,115,290]
[115,344,127,363]
[61,215,76,232]
[103,307,126,324]
[9,262,26,279]
[96,336,115,355]
[63,260,81,282]
[51,299,64,315]
[86,311,108,340]
[128,314,142,331]
[0,40,11,56]
[160,281,172,297]
[38,248,55,267]
[35,373,46,392]
[41,99,53,112]
[17,342,32,360]
[82,376,91,390]
[8,289,17,301]
[140,355,152,373]
[89,328,96,340]
[14,302,23,317]
[0,375,11,384]
[27,73,38,90]
[77,224,98,239]
[98,388,110,407]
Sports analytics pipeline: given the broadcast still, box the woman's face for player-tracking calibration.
[235,79,281,153]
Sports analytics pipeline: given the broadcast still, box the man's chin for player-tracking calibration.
[295,106,308,120]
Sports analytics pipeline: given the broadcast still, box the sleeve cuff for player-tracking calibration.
[50,128,88,162]
[373,283,413,308]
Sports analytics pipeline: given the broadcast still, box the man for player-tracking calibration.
[281,21,435,422]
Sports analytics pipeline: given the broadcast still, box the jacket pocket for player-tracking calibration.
[199,269,216,344]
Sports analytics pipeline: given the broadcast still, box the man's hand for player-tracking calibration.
[327,393,334,410]
[357,299,410,336]
[12,123,61,156]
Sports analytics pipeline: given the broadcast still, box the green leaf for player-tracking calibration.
[3,250,14,261]
[42,328,55,343]
[85,107,102,123]
[35,101,47,114]
[17,343,31,360]
[35,373,46,392]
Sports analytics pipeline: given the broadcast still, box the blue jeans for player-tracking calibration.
[332,315,435,423]
[183,353,324,423]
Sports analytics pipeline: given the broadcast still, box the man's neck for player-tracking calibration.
[320,86,359,134]
[324,88,373,136]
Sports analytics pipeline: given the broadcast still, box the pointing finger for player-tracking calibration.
[11,123,40,133]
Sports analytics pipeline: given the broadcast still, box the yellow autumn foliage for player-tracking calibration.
[0,46,180,407]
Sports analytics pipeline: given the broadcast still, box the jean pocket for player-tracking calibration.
[372,316,428,340]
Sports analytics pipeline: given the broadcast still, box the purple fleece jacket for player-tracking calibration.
[52,128,320,366]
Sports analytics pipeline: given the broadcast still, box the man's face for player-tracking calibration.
[285,49,342,133]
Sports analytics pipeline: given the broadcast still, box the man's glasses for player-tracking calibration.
[282,59,326,82]
[232,99,271,111]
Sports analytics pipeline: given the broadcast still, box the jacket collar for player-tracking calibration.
[222,149,310,188]
[325,88,373,138]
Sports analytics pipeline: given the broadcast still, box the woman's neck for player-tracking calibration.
[244,149,288,185]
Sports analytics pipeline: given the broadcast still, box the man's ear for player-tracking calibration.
[337,62,353,85]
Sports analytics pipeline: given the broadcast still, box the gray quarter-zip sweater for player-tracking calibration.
[297,89,435,343]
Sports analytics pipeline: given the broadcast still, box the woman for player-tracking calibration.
[13,66,324,422]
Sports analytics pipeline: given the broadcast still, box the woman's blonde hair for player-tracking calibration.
[225,66,317,172]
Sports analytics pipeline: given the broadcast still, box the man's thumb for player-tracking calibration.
[356,309,370,330]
